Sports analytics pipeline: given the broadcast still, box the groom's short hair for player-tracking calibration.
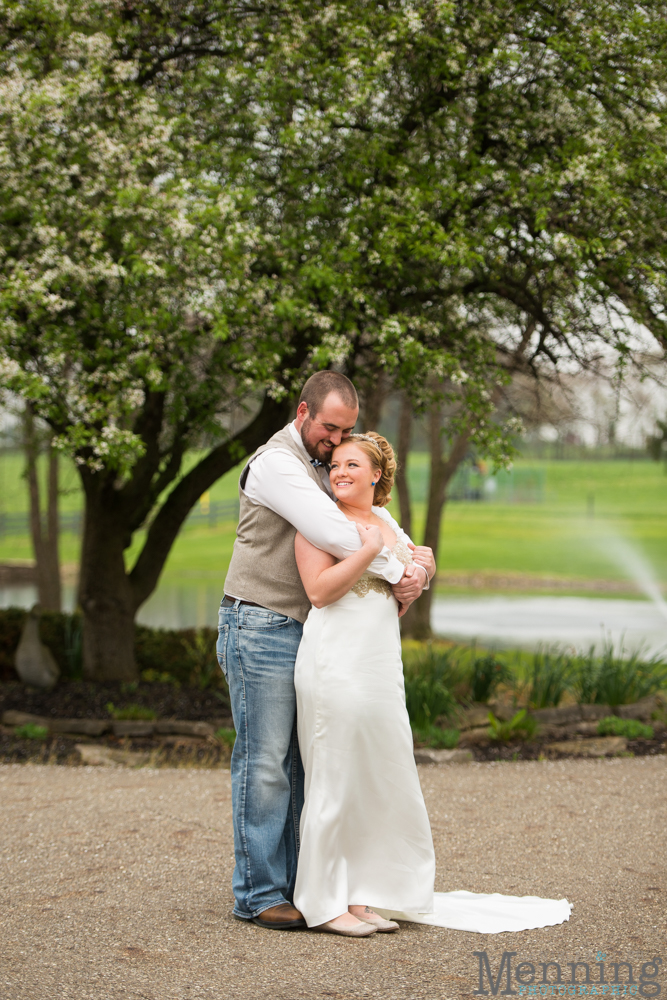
[299,371,358,417]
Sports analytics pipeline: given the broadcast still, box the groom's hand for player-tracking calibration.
[391,563,427,617]
[407,542,436,582]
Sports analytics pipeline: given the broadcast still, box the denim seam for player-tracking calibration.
[234,615,255,912]
[290,718,301,856]
[216,622,229,679]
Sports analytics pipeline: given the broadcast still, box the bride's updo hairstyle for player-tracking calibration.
[338,431,396,507]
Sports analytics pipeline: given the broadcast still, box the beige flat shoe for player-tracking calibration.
[315,920,377,937]
[356,911,400,933]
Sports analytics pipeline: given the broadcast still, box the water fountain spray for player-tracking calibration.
[598,530,667,623]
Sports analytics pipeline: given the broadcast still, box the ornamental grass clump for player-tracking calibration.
[526,647,573,709]
[470,653,512,704]
[402,645,459,730]
[573,642,667,706]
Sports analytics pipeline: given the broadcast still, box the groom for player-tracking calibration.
[219,371,435,929]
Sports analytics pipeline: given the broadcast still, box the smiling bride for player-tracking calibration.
[292,431,572,938]
[293,431,432,936]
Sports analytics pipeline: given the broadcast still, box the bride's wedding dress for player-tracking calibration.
[293,506,571,933]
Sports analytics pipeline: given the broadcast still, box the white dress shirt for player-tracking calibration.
[242,422,406,584]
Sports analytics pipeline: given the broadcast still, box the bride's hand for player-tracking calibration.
[356,522,384,555]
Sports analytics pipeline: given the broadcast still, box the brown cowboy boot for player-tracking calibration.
[251,903,306,930]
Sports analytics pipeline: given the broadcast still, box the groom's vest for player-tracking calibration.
[223,424,328,623]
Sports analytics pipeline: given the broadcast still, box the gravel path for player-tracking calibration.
[1,758,665,1000]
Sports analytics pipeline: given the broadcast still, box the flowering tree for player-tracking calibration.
[0,16,292,679]
[3,0,667,667]
[258,0,667,637]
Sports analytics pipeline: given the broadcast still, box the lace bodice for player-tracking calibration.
[350,537,413,599]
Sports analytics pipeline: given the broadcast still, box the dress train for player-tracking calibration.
[293,507,572,934]
[376,891,572,934]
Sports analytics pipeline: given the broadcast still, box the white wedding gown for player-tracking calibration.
[293,507,572,933]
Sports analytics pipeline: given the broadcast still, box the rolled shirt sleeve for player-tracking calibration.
[243,448,405,584]
[373,506,430,590]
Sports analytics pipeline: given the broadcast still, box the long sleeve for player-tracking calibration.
[372,506,430,590]
[243,448,405,584]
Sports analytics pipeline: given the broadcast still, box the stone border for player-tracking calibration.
[2,710,220,739]
[3,696,666,767]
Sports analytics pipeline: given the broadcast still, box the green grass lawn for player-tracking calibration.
[0,449,242,574]
[0,449,241,513]
[427,458,667,585]
[142,456,667,590]
[0,451,82,513]
[2,450,666,591]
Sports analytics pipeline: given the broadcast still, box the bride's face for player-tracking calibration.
[330,443,381,505]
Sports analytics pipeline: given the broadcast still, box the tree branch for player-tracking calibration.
[128,392,290,608]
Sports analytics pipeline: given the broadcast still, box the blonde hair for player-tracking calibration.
[333,431,396,507]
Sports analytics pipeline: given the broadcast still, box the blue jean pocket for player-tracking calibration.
[240,609,291,630]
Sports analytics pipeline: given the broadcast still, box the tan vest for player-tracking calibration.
[223,424,328,623]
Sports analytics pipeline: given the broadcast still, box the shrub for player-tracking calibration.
[14,723,48,740]
[140,669,180,686]
[215,727,236,749]
[0,608,229,706]
[0,607,28,681]
[134,624,229,703]
[64,615,83,680]
[181,629,220,690]
[0,607,74,681]
[488,709,537,742]
[134,624,221,687]
[470,652,511,703]
[106,702,157,721]
[411,725,460,749]
[597,716,654,739]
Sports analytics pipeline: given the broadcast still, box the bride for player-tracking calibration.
[292,431,571,938]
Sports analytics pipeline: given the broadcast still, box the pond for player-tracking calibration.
[431,594,667,658]
[3,583,666,657]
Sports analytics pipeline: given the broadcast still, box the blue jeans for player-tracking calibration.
[217,600,304,919]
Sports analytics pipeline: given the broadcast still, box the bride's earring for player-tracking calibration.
[371,481,375,486]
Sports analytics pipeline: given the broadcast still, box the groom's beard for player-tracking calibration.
[300,418,333,464]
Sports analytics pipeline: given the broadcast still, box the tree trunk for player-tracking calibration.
[360,373,387,431]
[24,404,44,570]
[78,495,138,682]
[395,392,413,538]
[42,446,62,611]
[77,393,291,681]
[401,403,470,640]
[23,405,61,611]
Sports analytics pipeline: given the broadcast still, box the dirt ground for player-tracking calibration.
[1,757,665,1000]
